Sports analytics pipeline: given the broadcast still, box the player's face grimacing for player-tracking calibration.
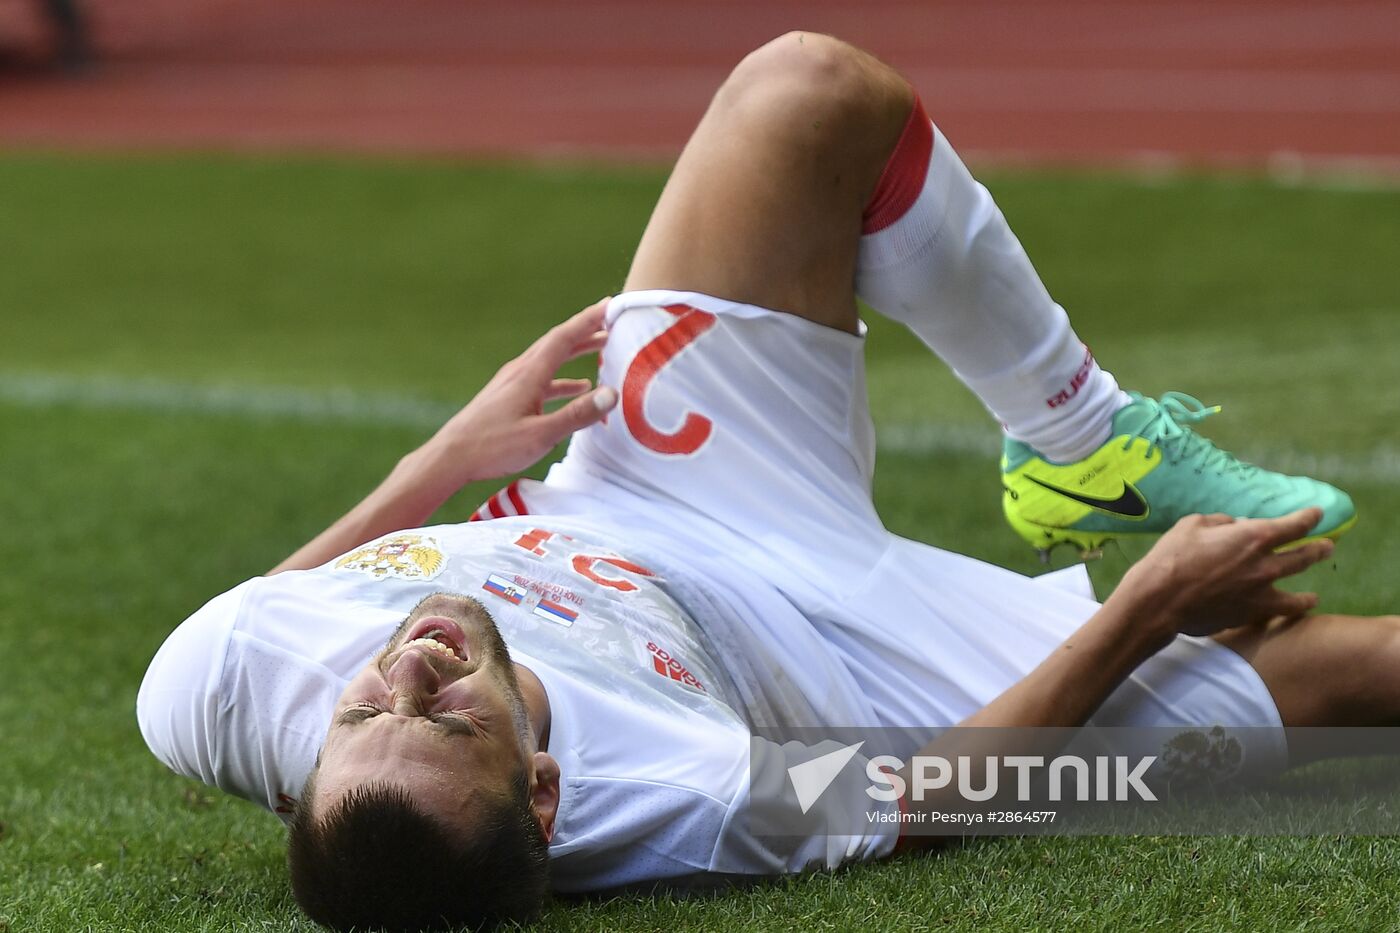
[309,593,558,841]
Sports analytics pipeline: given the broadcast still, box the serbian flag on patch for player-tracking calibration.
[481,573,526,605]
[532,597,578,627]
[469,479,529,522]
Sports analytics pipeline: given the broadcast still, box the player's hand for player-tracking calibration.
[1110,507,1334,638]
[421,298,616,487]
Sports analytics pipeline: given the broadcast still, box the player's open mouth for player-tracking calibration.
[403,616,469,662]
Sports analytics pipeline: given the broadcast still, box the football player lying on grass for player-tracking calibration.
[139,32,1382,933]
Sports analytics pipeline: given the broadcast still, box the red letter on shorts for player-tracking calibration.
[622,304,716,455]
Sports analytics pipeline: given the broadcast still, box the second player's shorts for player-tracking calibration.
[514,290,1285,767]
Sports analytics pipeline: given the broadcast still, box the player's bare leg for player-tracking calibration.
[624,31,910,334]
[1216,613,1400,738]
[627,31,1126,453]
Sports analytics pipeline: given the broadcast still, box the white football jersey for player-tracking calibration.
[138,513,899,891]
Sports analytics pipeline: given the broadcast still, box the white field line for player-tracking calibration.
[962,149,1400,192]
[0,371,459,431]
[876,422,1400,487]
[4,370,1398,485]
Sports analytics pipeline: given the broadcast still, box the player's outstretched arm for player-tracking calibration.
[894,508,1333,850]
[268,299,617,574]
[966,507,1330,728]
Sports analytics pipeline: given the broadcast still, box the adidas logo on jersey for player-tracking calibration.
[645,640,706,694]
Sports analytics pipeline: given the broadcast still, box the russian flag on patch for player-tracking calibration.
[482,573,526,605]
[532,597,578,627]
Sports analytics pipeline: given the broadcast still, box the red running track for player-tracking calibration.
[2,0,1398,166]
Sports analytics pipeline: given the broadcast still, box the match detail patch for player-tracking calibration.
[481,571,586,626]
[335,533,445,581]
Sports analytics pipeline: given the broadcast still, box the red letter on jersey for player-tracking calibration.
[621,304,716,455]
[513,529,557,557]
[571,554,654,592]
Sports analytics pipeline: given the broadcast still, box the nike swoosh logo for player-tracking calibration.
[1026,476,1149,518]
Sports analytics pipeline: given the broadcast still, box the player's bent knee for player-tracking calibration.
[732,31,859,87]
[717,31,903,130]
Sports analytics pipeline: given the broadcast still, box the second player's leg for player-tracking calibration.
[1216,613,1400,735]
[624,32,911,334]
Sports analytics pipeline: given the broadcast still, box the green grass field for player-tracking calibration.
[2,153,1399,931]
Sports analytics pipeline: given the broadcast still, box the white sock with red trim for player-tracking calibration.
[855,98,1129,463]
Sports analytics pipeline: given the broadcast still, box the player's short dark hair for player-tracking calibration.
[287,768,549,932]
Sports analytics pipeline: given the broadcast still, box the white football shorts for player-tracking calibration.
[532,289,1286,767]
